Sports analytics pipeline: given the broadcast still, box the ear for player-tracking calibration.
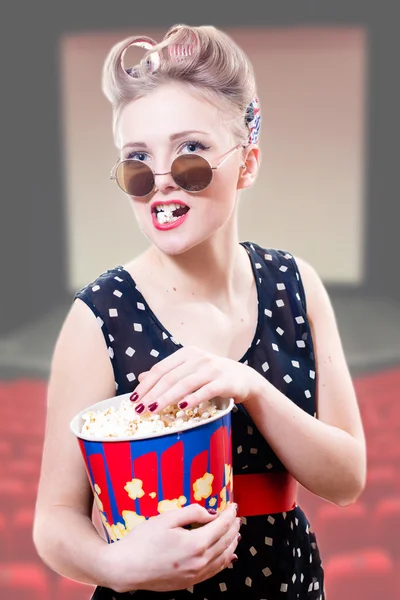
[237,145,260,190]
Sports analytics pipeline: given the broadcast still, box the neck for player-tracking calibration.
[147,228,250,309]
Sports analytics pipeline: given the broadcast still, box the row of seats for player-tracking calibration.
[2,497,399,561]
[1,551,399,600]
[303,366,400,600]
[1,370,399,599]
[324,548,400,600]
[0,478,38,513]
[313,498,400,559]
[0,562,94,600]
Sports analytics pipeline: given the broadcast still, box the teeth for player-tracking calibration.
[156,212,180,224]
[154,203,186,213]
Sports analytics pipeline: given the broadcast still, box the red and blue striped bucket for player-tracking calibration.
[70,395,234,543]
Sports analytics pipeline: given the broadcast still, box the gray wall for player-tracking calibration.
[1,2,398,334]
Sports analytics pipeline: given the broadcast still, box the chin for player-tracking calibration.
[152,238,200,256]
[139,214,227,256]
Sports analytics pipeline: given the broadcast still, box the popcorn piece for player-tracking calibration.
[193,472,214,501]
[218,486,228,512]
[80,397,223,439]
[158,496,187,513]
[220,486,227,503]
[124,479,145,500]
[93,483,104,512]
[122,510,146,530]
[111,522,127,540]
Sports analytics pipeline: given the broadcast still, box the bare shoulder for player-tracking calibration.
[50,298,115,390]
[291,253,341,359]
[289,254,338,330]
[291,255,316,281]
[49,299,116,414]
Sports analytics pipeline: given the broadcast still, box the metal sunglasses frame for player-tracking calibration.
[110,143,245,196]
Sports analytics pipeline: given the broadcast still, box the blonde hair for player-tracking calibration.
[102,24,258,146]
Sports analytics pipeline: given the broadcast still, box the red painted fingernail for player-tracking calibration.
[135,403,145,414]
[237,533,242,542]
[148,402,158,412]
[207,508,217,515]
[178,401,188,409]
[231,555,239,563]
[130,392,139,402]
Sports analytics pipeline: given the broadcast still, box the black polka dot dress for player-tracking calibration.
[74,242,325,599]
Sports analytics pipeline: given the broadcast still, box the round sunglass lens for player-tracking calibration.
[171,154,213,192]
[117,161,154,196]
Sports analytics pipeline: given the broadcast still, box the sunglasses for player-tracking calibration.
[110,143,244,197]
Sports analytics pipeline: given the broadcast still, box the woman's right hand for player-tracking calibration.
[105,502,241,593]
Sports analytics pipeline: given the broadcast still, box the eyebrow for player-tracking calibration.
[122,130,211,150]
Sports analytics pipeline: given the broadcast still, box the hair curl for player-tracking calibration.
[102,24,258,146]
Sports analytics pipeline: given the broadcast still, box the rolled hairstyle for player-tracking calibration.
[102,24,259,147]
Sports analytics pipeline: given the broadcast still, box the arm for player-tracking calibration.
[244,256,367,506]
[33,298,120,587]
[33,299,240,593]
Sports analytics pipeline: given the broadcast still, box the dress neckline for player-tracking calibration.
[117,241,265,364]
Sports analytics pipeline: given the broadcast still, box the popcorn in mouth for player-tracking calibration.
[153,202,190,224]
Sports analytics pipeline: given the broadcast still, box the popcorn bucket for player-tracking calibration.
[70,394,234,543]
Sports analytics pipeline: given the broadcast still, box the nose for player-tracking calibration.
[153,169,179,194]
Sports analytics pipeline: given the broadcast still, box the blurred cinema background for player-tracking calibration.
[0,4,399,599]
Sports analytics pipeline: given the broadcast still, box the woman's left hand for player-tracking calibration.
[130,346,264,414]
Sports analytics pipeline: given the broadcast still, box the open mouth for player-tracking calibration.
[152,203,190,225]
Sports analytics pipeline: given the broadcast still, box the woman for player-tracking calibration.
[33,24,366,599]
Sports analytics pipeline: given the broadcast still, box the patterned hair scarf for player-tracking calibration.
[244,96,261,145]
[123,37,261,146]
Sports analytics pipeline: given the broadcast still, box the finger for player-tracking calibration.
[137,371,150,382]
[195,530,240,585]
[159,503,217,529]
[204,516,240,564]
[177,380,225,410]
[193,503,238,548]
[140,367,213,413]
[132,348,188,402]
[221,530,241,567]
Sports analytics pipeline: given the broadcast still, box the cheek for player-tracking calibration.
[131,197,152,213]
[212,168,240,203]
[219,162,242,189]
[202,190,237,226]
[129,200,150,229]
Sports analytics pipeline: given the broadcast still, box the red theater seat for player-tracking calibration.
[20,441,44,459]
[373,497,400,559]
[324,549,394,600]
[8,508,39,561]
[0,478,27,513]
[5,458,41,480]
[366,430,400,460]
[0,512,7,560]
[314,502,370,558]
[0,562,51,600]
[0,440,12,458]
[359,466,399,507]
[57,575,95,599]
